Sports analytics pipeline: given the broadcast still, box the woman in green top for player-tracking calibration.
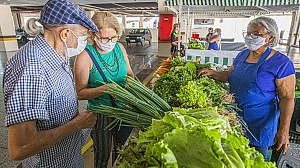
[170,23,179,56]
[74,12,134,168]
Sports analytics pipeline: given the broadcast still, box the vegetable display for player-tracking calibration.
[153,59,198,106]
[89,58,276,167]
[176,80,211,108]
[154,58,232,108]
[188,39,206,50]
[117,108,276,168]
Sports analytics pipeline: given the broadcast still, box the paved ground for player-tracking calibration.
[0,51,18,167]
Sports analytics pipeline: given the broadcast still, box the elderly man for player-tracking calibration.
[3,0,98,167]
[199,17,295,161]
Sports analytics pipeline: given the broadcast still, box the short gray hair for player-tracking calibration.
[249,16,279,46]
[25,18,79,36]
[24,18,44,36]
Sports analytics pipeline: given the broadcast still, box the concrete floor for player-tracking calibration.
[0,42,299,168]
[0,52,18,167]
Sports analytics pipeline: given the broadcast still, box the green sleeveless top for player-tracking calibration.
[86,43,128,109]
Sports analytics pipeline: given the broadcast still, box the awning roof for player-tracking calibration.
[164,0,300,17]
[165,0,300,6]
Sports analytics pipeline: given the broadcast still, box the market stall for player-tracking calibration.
[164,0,300,65]
[99,58,276,167]
[110,57,300,167]
[81,1,300,167]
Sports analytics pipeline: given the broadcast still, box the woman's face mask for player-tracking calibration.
[244,34,266,51]
[94,36,117,53]
[94,28,118,53]
[245,24,271,51]
[65,30,88,57]
[95,40,116,53]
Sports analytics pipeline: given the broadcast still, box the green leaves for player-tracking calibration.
[145,141,178,168]
[296,78,300,91]
[175,77,231,108]
[188,40,206,50]
[117,60,276,168]
[177,81,211,108]
[196,77,229,106]
[154,60,232,109]
[154,61,198,106]
[170,57,185,67]
[118,109,276,168]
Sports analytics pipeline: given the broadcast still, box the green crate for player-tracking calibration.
[195,56,201,63]
[205,57,210,63]
[214,57,219,64]
[223,58,229,65]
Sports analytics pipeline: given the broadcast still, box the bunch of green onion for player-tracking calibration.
[89,77,172,128]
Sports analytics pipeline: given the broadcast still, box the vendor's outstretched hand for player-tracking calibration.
[275,129,290,154]
[198,69,215,77]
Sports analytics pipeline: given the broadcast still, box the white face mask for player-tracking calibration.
[244,34,266,51]
[65,31,88,57]
[94,37,116,53]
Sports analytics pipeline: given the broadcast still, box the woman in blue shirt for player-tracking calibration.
[207,28,221,50]
[199,17,295,161]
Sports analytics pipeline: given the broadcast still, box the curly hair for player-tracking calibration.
[92,11,122,36]
[88,11,122,44]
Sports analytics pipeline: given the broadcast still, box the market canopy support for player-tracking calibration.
[0,5,18,60]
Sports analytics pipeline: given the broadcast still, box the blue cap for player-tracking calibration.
[40,0,99,32]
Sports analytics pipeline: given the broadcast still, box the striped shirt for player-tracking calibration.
[4,35,84,168]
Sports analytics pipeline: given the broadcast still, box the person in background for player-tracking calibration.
[170,23,179,57]
[3,0,98,167]
[207,28,221,50]
[205,27,214,42]
[199,17,295,161]
[74,11,134,168]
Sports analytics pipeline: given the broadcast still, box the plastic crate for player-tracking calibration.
[185,49,239,66]
[277,143,300,168]
[290,130,300,144]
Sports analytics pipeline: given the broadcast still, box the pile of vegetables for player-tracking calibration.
[117,108,276,168]
[153,58,232,108]
[177,80,211,108]
[188,39,206,50]
[177,77,231,108]
[155,59,172,76]
[89,58,276,167]
[153,59,198,106]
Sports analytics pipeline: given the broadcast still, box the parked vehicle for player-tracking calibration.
[126,28,152,46]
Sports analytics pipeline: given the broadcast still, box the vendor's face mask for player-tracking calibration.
[65,30,88,57]
[244,34,266,51]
